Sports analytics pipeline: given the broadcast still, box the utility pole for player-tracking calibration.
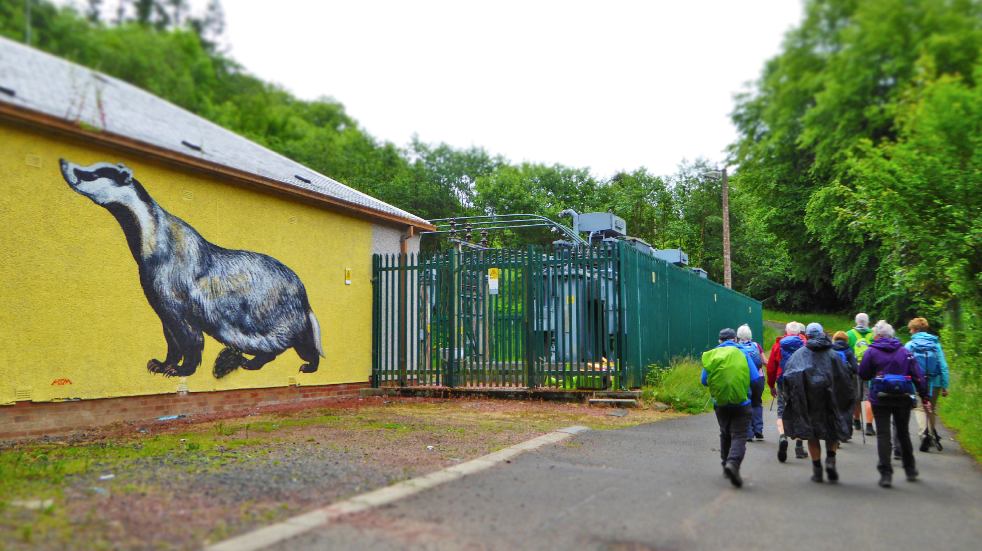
[24,0,32,44]
[721,167,732,289]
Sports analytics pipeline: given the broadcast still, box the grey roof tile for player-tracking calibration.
[0,36,427,225]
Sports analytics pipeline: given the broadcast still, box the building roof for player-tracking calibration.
[0,37,430,228]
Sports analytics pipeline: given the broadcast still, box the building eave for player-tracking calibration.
[0,102,436,232]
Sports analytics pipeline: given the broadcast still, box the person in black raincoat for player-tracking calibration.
[781,323,857,483]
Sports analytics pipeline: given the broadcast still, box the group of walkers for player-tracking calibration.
[700,313,951,489]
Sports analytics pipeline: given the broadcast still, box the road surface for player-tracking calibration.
[272,408,982,551]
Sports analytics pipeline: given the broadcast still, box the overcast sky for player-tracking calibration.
[218,1,802,178]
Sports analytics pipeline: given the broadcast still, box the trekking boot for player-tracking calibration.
[811,461,824,483]
[825,456,839,483]
[865,423,877,436]
[795,441,808,459]
[878,472,892,488]
[905,466,919,482]
[853,418,862,431]
[919,433,932,453]
[723,461,743,488]
[778,435,789,463]
[894,447,903,460]
[933,430,943,452]
[755,432,765,441]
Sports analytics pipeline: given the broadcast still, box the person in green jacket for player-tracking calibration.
[847,312,876,436]
[701,328,761,488]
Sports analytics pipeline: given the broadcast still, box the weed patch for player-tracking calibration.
[642,358,712,413]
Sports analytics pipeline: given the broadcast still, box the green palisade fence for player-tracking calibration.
[372,242,761,390]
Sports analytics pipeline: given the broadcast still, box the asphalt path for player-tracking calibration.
[273,407,982,551]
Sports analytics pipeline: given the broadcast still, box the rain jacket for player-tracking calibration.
[701,341,761,407]
[905,332,949,393]
[858,338,928,406]
[779,335,856,441]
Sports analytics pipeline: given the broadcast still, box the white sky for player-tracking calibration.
[220,1,802,178]
[69,1,800,178]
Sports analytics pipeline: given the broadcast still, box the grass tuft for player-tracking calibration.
[642,358,712,413]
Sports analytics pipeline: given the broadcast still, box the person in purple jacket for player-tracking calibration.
[858,321,932,488]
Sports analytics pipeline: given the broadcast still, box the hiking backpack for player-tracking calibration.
[778,336,804,377]
[852,332,873,362]
[741,342,762,368]
[910,341,941,378]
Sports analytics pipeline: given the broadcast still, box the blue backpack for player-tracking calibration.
[835,350,847,366]
[778,336,804,376]
[741,342,762,368]
[910,341,941,378]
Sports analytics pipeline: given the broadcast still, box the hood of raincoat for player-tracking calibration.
[870,337,903,353]
[804,335,833,352]
[909,332,939,346]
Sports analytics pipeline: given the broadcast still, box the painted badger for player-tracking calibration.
[59,159,324,378]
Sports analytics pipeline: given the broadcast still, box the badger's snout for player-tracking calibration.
[59,158,79,187]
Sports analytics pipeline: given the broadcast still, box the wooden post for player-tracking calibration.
[722,167,732,289]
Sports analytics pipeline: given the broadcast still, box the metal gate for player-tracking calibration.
[372,242,762,390]
[372,245,623,389]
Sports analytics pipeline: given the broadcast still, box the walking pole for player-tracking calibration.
[769,396,775,412]
[859,389,867,445]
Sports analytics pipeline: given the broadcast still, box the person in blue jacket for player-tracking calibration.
[905,317,950,452]
[737,324,766,441]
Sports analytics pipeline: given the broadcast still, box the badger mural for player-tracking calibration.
[59,159,325,379]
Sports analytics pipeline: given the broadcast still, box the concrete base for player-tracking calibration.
[361,386,641,404]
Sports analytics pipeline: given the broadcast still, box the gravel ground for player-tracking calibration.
[0,396,674,550]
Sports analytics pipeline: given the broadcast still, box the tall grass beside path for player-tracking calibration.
[641,359,712,414]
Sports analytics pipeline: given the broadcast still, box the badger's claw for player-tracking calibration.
[147,359,175,374]
[299,363,318,374]
[161,364,196,378]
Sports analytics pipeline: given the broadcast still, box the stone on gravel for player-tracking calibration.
[607,409,628,417]
[10,499,53,510]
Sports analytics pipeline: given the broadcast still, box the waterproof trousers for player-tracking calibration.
[747,378,765,438]
[873,403,915,474]
[715,404,751,467]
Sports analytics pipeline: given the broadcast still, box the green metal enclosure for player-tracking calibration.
[372,242,762,390]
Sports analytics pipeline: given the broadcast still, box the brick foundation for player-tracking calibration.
[0,382,368,441]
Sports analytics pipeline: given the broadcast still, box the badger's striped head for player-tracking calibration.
[59,159,152,208]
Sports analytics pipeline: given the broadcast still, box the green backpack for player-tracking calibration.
[851,330,873,362]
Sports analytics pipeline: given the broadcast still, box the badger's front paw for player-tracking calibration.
[147,359,175,374]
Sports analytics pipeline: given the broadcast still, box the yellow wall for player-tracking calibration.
[0,123,375,404]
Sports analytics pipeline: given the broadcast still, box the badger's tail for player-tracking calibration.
[308,310,325,358]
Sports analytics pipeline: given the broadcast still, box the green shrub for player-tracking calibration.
[642,358,712,414]
[939,367,982,462]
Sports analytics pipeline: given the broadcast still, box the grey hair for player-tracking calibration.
[873,320,894,339]
[737,324,753,342]
[785,322,798,334]
[856,313,870,328]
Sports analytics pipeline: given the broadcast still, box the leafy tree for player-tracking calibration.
[731,0,982,315]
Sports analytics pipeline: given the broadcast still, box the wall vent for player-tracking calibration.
[14,388,32,402]
[180,140,202,152]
